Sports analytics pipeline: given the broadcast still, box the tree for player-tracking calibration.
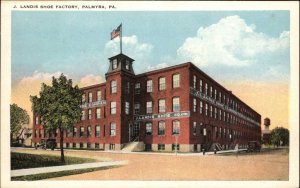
[31,74,82,163]
[270,127,289,147]
[10,104,30,144]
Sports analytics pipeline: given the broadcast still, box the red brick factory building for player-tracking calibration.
[32,53,261,152]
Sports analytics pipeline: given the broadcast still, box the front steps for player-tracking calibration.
[122,141,144,152]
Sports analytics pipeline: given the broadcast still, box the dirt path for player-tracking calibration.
[12,148,289,180]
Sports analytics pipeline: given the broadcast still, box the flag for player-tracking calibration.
[111,24,121,40]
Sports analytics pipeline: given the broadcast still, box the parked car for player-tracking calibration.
[247,141,261,152]
[35,139,57,150]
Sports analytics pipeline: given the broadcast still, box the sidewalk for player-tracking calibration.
[11,146,247,156]
[11,160,128,177]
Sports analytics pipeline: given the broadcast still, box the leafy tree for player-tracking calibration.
[31,74,82,163]
[10,104,30,143]
[270,127,289,147]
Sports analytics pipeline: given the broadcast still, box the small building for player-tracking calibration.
[262,117,271,145]
[32,53,261,152]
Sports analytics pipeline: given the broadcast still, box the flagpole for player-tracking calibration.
[120,23,122,54]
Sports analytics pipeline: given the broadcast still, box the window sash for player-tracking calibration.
[146,101,152,114]
[147,80,153,92]
[172,97,180,112]
[159,77,166,90]
[158,122,165,135]
[173,74,180,88]
[111,81,117,93]
[159,99,166,113]
[111,102,116,114]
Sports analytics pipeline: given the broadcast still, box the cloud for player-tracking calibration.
[105,35,153,59]
[77,74,105,87]
[177,15,289,67]
[147,63,169,71]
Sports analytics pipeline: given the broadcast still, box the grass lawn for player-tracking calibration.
[11,152,97,170]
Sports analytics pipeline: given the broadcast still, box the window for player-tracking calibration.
[193,122,197,135]
[219,92,222,102]
[125,102,130,115]
[134,103,140,114]
[110,122,116,136]
[80,127,84,137]
[219,109,222,121]
[66,143,70,148]
[73,143,76,148]
[200,101,203,114]
[146,122,152,135]
[88,92,92,103]
[159,77,166,91]
[205,103,208,116]
[159,99,166,113]
[193,98,197,112]
[146,101,153,114]
[125,60,130,70]
[73,127,77,137]
[173,74,180,88]
[135,83,141,94]
[223,111,226,121]
[214,107,217,119]
[81,110,85,120]
[87,126,91,137]
[82,94,86,103]
[210,86,213,98]
[172,144,180,151]
[158,121,165,135]
[109,144,115,150]
[97,91,101,101]
[172,120,180,135]
[95,125,100,137]
[112,59,117,69]
[96,108,101,119]
[88,109,92,119]
[80,143,83,148]
[39,129,42,137]
[214,89,217,100]
[147,80,153,93]
[205,83,208,96]
[172,97,180,112]
[200,79,203,93]
[67,127,72,137]
[95,143,100,149]
[111,80,117,94]
[193,75,197,89]
[125,82,130,94]
[87,143,91,148]
[35,116,39,125]
[110,101,116,114]
[158,144,165,151]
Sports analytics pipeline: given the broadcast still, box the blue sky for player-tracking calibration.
[12,11,290,86]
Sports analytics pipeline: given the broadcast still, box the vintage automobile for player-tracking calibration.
[247,141,261,152]
[35,139,57,150]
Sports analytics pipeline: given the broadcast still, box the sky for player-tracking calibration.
[11,11,290,129]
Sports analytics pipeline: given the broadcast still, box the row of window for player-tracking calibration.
[135,74,180,94]
[192,75,257,119]
[135,97,180,114]
[192,98,256,128]
[144,120,180,135]
[81,108,102,120]
[82,90,102,103]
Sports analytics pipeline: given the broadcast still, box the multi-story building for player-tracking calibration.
[32,53,261,152]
